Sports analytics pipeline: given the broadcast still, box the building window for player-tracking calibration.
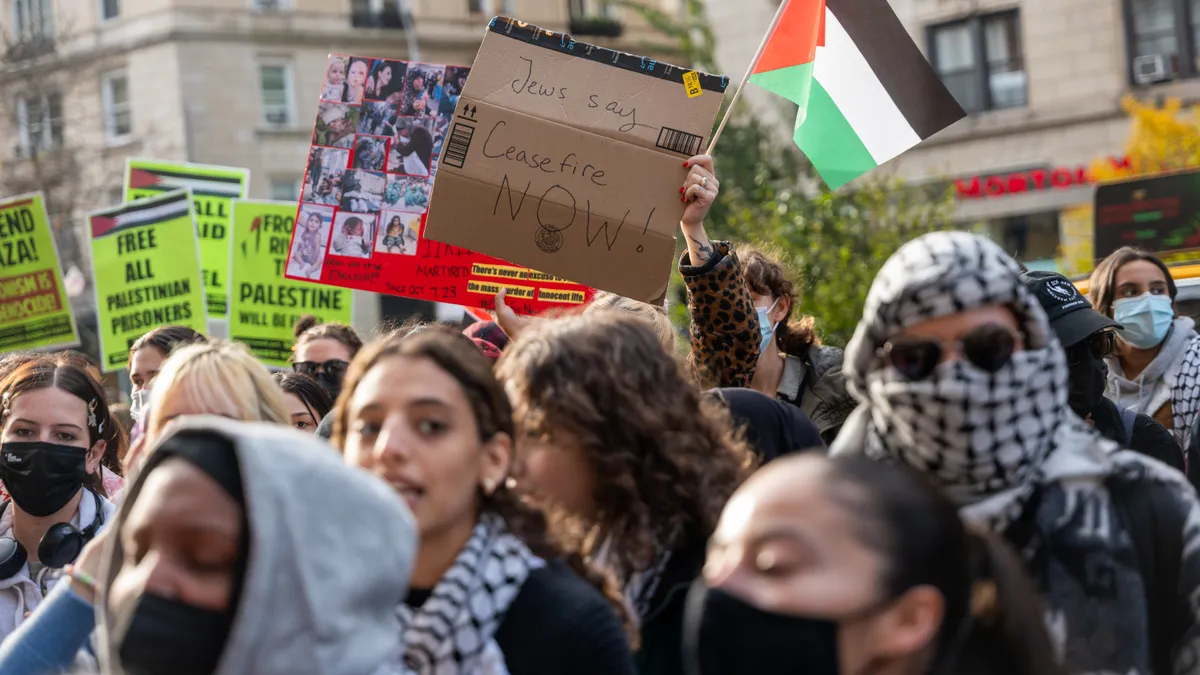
[270,178,300,201]
[260,64,294,127]
[100,0,120,21]
[929,12,1027,113]
[1124,0,1200,82]
[101,69,132,143]
[15,92,63,156]
[351,0,406,28]
[12,0,53,41]
[570,0,614,17]
[252,0,290,9]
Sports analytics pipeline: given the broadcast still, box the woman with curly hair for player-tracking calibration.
[333,327,636,675]
[497,312,756,675]
[675,154,855,444]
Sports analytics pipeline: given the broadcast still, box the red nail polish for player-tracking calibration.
[683,162,689,168]
[679,187,684,194]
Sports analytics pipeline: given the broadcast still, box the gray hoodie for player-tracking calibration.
[95,417,417,675]
[1106,316,1200,443]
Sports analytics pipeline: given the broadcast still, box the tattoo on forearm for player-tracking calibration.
[695,241,714,263]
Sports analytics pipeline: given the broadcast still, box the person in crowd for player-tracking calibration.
[394,126,434,176]
[493,289,678,355]
[402,72,433,116]
[498,312,754,675]
[127,340,290,475]
[1088,247,1200,449]
[334,327,637,675]
[272,372,333,434]
[831,231,1200,674]
[321,56,346,101]
[686,453,1063,675]
[1022,270,1183,471]
[0,416,417,674]
[127,325,207,423]
[331,216,373,258]
[706,387,824,462]
[292,315,364,403]
[0,357,118,640]
[677,155,854,444]
[341,57,369,104]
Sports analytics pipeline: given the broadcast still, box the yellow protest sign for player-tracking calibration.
[90,190,207,372]
[0,193,79,352]
[229,200,353,367]
[124,159,250,322]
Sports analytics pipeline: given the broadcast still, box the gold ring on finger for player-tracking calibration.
[701,176,709,187]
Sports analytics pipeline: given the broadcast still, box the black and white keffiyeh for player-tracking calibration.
[832,232,1200,675]
[399,513,544,675]
[835,231,1104,531]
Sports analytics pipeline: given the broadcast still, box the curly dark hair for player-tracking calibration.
[497,312,756,582]
[293,315,364,360]
[740,245,821,358]
[331,325,635,643]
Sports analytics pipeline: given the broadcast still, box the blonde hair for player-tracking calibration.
[584,291,677,354]
[146,340,290,441]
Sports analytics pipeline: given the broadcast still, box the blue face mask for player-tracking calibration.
[1113,293,1174,349]
[756,298,780,353]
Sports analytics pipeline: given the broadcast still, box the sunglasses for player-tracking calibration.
[879,324,1017,381]
[1067,331,1116,365]
[293,359,350,379]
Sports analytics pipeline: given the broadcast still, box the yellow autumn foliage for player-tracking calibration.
[1090,95,1200,181]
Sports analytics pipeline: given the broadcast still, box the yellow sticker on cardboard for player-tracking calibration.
[683,71,703,99]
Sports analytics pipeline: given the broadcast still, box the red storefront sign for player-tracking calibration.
[955,156,1132,199]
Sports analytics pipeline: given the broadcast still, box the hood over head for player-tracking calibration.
[97,416,416,675]
[834,232,1088,530]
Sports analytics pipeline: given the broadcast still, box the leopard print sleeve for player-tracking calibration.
[680,241,761,388]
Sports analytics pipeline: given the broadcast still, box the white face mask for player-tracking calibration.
[130,389,150,423]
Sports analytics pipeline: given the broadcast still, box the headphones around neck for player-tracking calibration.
[0,490,104,577]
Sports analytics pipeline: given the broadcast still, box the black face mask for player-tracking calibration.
[315,371,342,401]
[117,593,233,675]
[1067,352,1108,418]
[685,581,841,675]
[0,442,88,517]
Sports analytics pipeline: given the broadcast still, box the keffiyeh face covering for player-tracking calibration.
[844,232,1069,513]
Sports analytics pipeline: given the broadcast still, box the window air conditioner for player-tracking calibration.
[1133,54,1171,85]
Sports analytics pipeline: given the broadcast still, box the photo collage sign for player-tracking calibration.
[287,54,594,314]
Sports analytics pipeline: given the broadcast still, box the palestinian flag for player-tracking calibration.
[752,0,966,189]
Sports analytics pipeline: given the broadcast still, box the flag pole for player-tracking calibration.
[705,0,792,155]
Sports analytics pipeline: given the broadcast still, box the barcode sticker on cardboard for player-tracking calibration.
[682,71,703,98]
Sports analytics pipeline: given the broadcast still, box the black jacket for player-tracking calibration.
[1091,398,1185,473]
[635,536,707,675]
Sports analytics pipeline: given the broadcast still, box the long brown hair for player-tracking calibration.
[1087,246,1177,318]
[0,356,115,497]
[740,245,821,358]
[497,312,756,581]
[331,326,634,640]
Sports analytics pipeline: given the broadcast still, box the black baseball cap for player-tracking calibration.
[1020,270,1121,348]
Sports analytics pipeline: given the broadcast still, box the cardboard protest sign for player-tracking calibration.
[230,200,353,367]
[0,193,79,352]
[124,159,250,322]
[423,17,728,303]
[284,54,595,315]
[90,190,207,373]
